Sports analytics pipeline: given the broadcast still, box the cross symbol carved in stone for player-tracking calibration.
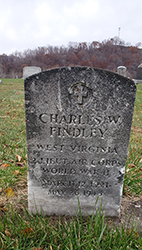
[74,85,88,105]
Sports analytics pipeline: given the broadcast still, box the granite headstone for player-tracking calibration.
[136,63,142,80]
[23,66,41,79]
[117,66,127,77]
[24,67,136,217]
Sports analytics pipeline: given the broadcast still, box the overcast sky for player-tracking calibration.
[0,0,142,55]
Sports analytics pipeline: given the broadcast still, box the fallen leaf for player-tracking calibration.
[16,162,24,167]
[13,170,20,176]
[21,227,34,236]
[107,220,113,226]
[126,228,139,238]
[132,148,136,153]
[16,155,22,162]
[50,246,53,250]
[0,163,10,169]
[5,230,11,237]
[127,164,135,168]
[5,188,14,197]
[1,207,8,212]
[0,203,5,208]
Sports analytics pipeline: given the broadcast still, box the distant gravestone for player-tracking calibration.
[136,63,142,80]
[117,66,127,77]
[0,80,2,84]
[24,67,136,217]
[23,66,41,79]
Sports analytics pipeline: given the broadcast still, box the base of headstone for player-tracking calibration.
[28,180,121,217]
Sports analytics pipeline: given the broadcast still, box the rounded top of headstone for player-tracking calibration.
[117,66,127,70]
[138,63,142,68]
[117,66,127,77]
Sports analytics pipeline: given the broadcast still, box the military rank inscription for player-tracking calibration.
[30,139,122,198]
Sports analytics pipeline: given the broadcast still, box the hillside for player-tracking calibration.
[0,37,142,78]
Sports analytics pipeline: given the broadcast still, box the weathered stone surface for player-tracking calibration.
[23,66,41,79]
[24,67,136,217]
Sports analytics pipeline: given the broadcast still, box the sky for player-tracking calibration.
[0,0,142,55]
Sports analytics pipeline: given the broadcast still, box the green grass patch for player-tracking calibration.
[124,84,142,195]
[0,79,27,191]
[0,200,142,249]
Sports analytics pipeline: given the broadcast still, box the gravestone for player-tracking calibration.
[136,63,142,80]
[117,66,127,77]
[0,80,2,84]
[24,67,136,217]
[23,66,41,79]
[133,63,142,84]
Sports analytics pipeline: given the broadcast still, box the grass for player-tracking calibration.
[0,79,142,249]
[0,200,142,249]
[0,79,27,193]
[123,84,142,195]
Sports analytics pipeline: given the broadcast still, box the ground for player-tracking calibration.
[113,196,142,234]
[0,178,142,235]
